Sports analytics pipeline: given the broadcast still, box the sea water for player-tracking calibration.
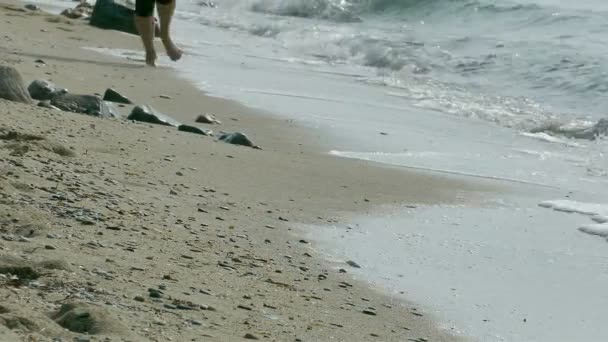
[30,0,608,340]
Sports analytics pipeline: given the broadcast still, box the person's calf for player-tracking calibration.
[157,1,183,62]
[134,15,157,66]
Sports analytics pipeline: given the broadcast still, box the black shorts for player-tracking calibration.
[135,0,172,17]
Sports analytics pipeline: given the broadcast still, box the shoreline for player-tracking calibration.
[0,2,496,341]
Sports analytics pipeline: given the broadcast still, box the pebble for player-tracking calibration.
[362,309,377,316]
[153,318,166,326]
[244,333,259,340]
[148,289,163,298]
[45,245,57,250]
[134,295,145,302]
[189,319,203,326]
[346,260,361,268]
[237,304,253,311]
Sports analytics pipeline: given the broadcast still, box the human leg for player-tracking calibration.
[157,0,183,61]
[135,0,157,66]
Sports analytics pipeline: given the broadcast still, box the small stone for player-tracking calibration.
[244,333,259,340]
[189,319,203,326]
[18,236,31,243]
[102,88,132,104]
[237,304,253,311]
[153,318,166,326]
[346,260,361,268]
[164,304,177,310]
[148,290,162,299]
[195,114,221,125]
[362,309,377,316]
[134,295,145,302]
[178,124,213,136]
[128,105,179,126]
[159,94,172,99]
[218,132,256,148]
[45,245,57,250]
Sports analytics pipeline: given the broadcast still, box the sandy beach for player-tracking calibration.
[0,2,494,341]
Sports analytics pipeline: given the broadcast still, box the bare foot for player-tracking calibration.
[145,49,157,67]
[162,38,183,62]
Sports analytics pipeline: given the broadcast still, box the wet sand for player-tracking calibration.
[0,2,493,341]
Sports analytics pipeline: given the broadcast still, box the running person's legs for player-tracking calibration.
[134,0,182,66]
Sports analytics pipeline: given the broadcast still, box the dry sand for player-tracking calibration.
[0,2,495,341]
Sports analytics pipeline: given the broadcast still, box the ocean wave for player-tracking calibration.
[247,0,548,22]
[250,0,362,22]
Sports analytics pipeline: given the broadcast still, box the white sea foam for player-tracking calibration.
[540,200,608,240]
[520,132,584,147]
[579,223,608,237]
[539,200,608,217]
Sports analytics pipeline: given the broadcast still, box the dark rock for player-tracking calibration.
[0,65,33,104]
[195,114,221,124]
[218,132,255,147]
[178,124,213,136]
[24,4,40,11]
[362,309,377,316]
[346,260,361,268]
[28,79,67,101]
[103,88,132,104]
[244,333,259,340]
[51,93,116,118]
[128,105,179,126]
[52,303,128,335]
[90,0,160,36]
[0,256,40,283]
